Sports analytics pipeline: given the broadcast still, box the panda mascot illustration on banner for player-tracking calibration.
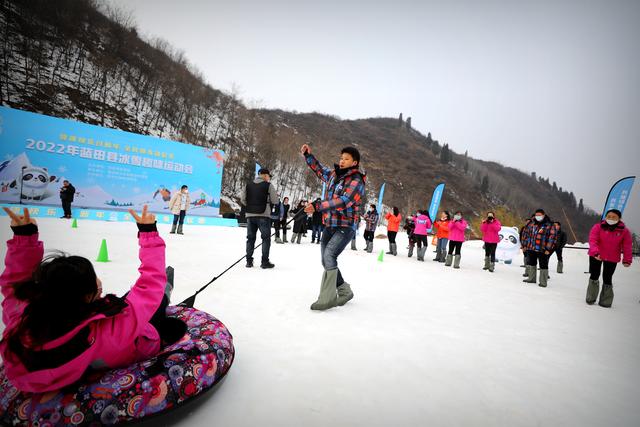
[496,226,520,264]
[9,165,57,201]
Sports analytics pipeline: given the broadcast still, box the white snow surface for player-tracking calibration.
[1,218,639,426]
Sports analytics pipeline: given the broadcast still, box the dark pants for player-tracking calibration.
[321,226,354,287]
[526,250,549,269]
[363,230,374,242]
[172,210,186,225]
[555,248,564,262]
[312,224,323,242]
[484,242,498,262]
[273,218,281,238]
[246,216,271,263]
[62,200,72,217]
[448,240,463,255]
[415,234,428,248]
[589,256,617,285]
[387,231,397,244]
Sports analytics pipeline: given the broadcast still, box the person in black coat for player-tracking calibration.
[311,197,323,244]
[553,221,568,273]
[59,180,76,219]
[290,200,307,244]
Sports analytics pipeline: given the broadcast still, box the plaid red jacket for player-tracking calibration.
[305,153,366,228]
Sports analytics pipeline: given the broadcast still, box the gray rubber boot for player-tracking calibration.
[336,282,354,306]
[489,262,495,273]
[296,233,302,244]
[453,254,461,269]
[483,257,490,270]
[445,254,453,266]
[391,243,397,256]
[310,270,338,310]
[275,237,283,244]
[165,266,175,301]
[177,224,184,235]
[598,284,614,308]
[386,242,393,255]
[557,262,563,274]
[433,249,440,261]
[416,247,424,261]
[366,241,373,253]
[408,246,414,257]
[539,269,549,287]
[351,240,357,250]
[291,233,297,243]
[170,224,177,234]
[523,266,537,283]
[586,279,599,305]
[283,235,288,243]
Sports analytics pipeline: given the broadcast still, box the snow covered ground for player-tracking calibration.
[1,218,639,426]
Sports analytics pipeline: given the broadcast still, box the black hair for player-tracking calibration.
[455,210,463,216]
[442,211,451,220]
[341,146,360,164]
[393,206,399,216]
[181,185,188,190]
[535,208,545,214]
[370,204,377,211]
[8,253,126,362]
[605,208,622,218]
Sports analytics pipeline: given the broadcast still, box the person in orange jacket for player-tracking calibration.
[432,211,451,262]
[385,207,402,256]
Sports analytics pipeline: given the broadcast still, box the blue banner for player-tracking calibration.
[601,176,635,219]
[255,162,261,176]
[376,182,385,214]
[0,107,224,216]
[428,183,445,229]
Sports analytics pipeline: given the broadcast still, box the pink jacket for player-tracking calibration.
[413,214,432,236]
[480,219,502,243]
[588,221,633,264]
[448,219,467,242]
[0,231,167,393]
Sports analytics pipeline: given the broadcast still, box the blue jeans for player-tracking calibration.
[312,224,323,241]
[436,237,448,253]
[246,216,271,263]
[320,226,354,287]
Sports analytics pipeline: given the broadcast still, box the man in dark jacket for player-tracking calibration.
[553,221,568,273]
[311,197,323,244]
[521,209,558,287]
[242,168,278,268]
[59,180,76,219]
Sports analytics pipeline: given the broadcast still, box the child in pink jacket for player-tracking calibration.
[480,211,502,272]
[413,210,432,261]
[0,206,176,393]
[445,211,467,269]
[585,208,632,307]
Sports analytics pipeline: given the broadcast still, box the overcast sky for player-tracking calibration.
[107,0,640,232]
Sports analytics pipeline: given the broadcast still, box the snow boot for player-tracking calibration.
[408,246,414,258]
[283,235,288,243]
[246,258,253,268]
[522,266,536,283]
[391,243,397,256]
[453,254,461,269]
[433,249,440,261]
[261,260,275,269]
[351,240,357,250]
[291,233,298,243]
[170,224,177,234]
[366,242,373,253]
[439,251,446,263]
[164,266,174,300]
[310,270,338,311]
[557,261,563,274]
[336,282,354,306]
[386,242,393,255]
[445,254,453,266]
[417,247,425,261]
[598,284,614,308]
[489,262,495,272]
[483,256,490,270]
[177,224,184,235]
[275,237,283,244]
[296,233,302,244]
[586,279,599,305]
[539,269,549,287]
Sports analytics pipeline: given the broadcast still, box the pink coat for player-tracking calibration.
[413,214,432,236]
[0,231,167,393]
[480,219,502,243]
[448,219,467,242]
[588,221,633,264]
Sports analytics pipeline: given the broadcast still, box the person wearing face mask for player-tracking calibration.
[480,211,502,272]
[520,209,557,287]
[363,204,379,253]
[586,209,632,307]
[168,185,191,235]
[445,211,467,268]
[432,211,451,262]
[403,215,417,257]
[385,207,402,256]
[413,210,432,261]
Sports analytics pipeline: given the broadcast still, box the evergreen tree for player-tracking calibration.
[531,171,537,180]
[425,132,433,147]
[464,159,469,173]
[552,181,558,191]
[431,140,441,156]
[481,175,489,194]
[440,143,450,164]
[578,198,584,212]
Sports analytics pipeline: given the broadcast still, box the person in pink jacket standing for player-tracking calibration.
[0,206,181,393]
[480,211,502,272]
[413,210,432,261]
[445,211,468,269]
[586,209,632,307]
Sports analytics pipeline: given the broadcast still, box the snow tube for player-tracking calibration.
[0,306,234,426]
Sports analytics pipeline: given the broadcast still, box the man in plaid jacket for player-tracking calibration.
[301,143,366,310]
[521,208,558,287]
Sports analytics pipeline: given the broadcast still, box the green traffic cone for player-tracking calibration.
[96,239,109,262]
[378,250,384,262]
[71,218,78,228]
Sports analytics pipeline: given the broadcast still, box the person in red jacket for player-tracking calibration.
[480,211,502,272]
[432,211,451,262]
[586,209,632,307]
[385,206,402,256]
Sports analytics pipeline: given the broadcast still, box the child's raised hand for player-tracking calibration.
[128,205,156,224]
[300,144,311,155]
[3,207,38,227]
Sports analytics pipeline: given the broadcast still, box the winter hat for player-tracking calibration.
[605,208,622,218]
[258,168,272,177]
